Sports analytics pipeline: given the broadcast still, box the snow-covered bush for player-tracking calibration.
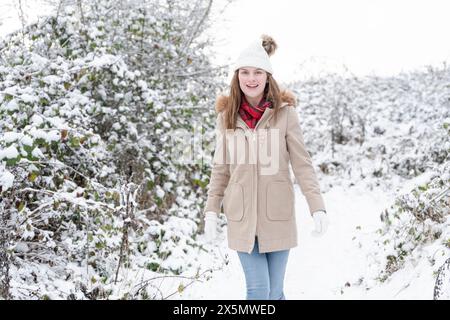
[290,66,450,190]
[374,161,449,282]
[0,0,225,299]
[289,67,449,293]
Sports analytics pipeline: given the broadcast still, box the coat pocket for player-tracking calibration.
[266,181,294,221]
[223,183,244,221]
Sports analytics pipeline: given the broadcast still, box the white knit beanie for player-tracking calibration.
[233,34,278,75]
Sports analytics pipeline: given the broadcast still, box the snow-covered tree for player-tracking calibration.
[0,0,227,299]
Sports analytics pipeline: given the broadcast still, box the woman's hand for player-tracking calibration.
[311,210,329,237]
[204,211,218,243]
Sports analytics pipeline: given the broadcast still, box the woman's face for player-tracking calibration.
[238,67,268,101]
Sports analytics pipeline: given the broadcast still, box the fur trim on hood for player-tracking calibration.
[215,89,297,113]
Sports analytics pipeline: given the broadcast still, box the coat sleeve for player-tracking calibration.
[203,113,230,216]
[285,106,326,216]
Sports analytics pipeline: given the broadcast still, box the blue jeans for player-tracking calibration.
[237,237,290,300]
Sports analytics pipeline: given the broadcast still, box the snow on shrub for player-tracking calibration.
[0,0,225,299]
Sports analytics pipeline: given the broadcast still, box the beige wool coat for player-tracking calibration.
[203,90,326,253]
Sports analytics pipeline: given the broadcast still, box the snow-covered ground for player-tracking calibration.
[161,179,439,300]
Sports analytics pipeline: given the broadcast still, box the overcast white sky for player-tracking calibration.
[208,0,450,82]
[1,0,450,83]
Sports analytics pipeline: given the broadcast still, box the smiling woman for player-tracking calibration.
[218,35,283,130]
[238,67,267,106]
[202,34,329,300]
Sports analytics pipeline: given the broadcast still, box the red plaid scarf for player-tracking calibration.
[238,94,272,129]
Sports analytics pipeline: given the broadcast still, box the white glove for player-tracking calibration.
[311,210,329,237]
[204,211,218,243]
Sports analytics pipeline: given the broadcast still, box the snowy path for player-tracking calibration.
[169,182,438,300]
[284,184,388,299]
[171,184,394,299]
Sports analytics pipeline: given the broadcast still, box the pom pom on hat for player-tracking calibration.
[234,34,277,74]
[261,34,277,57]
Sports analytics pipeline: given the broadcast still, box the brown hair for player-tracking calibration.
[223,70,282,130]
